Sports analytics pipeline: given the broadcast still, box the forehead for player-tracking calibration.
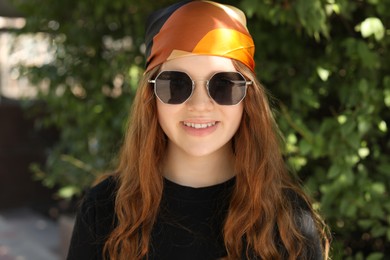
[161,55,236,77]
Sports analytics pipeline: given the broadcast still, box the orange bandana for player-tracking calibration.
[144,1,255,72]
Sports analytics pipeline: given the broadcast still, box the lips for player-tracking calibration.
[182,121,217,129]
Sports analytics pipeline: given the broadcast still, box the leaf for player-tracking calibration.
[358,78,369,94]
[369,202,385,219]
[384,89,390,107]
[346,133,361,150]
[341,119,357,136]
[377,163,390,175]
[317,66,331,81]
[339,197,357,217]
[357,41,379,69]
[295,0,329,37]
[371,224,386,238]
[367,253,384,260]
[312,135,326,158]
[357,219,373,229]
[58,186,79,199]
[358,147,370,159]
[328,164,340,179]
[299,139,311,155]
[378,121,388,133]
[371,182,386,195]
[359,17,385,41]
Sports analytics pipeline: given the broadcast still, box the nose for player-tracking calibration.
[186,80,214,111]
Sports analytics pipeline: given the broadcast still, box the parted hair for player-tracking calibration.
[103,60,330,259]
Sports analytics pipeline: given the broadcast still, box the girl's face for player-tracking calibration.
[156,55,244,158]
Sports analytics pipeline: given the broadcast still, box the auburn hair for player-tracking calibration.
[103,61,330,259]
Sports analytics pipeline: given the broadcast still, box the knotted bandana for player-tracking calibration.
[144,0,255,72]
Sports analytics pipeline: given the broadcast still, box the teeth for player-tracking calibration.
[183,122,216,129]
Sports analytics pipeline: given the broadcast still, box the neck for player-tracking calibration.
[162,142,236,188]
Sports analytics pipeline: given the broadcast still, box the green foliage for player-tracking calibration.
[11,0,390,258]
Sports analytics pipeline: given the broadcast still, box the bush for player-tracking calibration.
[12,0,390,258]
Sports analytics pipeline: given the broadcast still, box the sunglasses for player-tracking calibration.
[148,71,252,105]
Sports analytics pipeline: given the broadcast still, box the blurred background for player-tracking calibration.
[0,0,389,259]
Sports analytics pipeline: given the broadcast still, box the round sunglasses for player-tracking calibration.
[148,71,252,105]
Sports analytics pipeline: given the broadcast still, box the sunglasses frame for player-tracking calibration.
[148,70,252,106]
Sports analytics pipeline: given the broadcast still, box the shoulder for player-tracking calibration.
[67,176,118,259]
[284,188,310,211]
[77,175,118,235]
[283,188,317,232]
[284,188,324,259]
[82,175,118,205]
[77,175,118,223]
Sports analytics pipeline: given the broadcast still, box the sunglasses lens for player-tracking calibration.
[208,72,247,105]
[154,71,193,104]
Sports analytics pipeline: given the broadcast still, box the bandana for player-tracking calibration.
[144,0,255,72]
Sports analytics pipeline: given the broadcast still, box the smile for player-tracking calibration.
[183,122,217,129]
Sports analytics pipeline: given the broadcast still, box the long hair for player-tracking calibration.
[103,61,329,259]
[225,61,329,259]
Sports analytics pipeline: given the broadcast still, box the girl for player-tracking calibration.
[67,1,330,259]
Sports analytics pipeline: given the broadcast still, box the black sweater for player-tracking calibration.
[67,177,323,260]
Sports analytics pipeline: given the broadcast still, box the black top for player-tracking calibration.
[67,177,323,260]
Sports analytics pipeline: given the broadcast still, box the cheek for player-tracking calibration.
[226,105,244,129]
[156,102,179,133]
[156,102,169,129]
